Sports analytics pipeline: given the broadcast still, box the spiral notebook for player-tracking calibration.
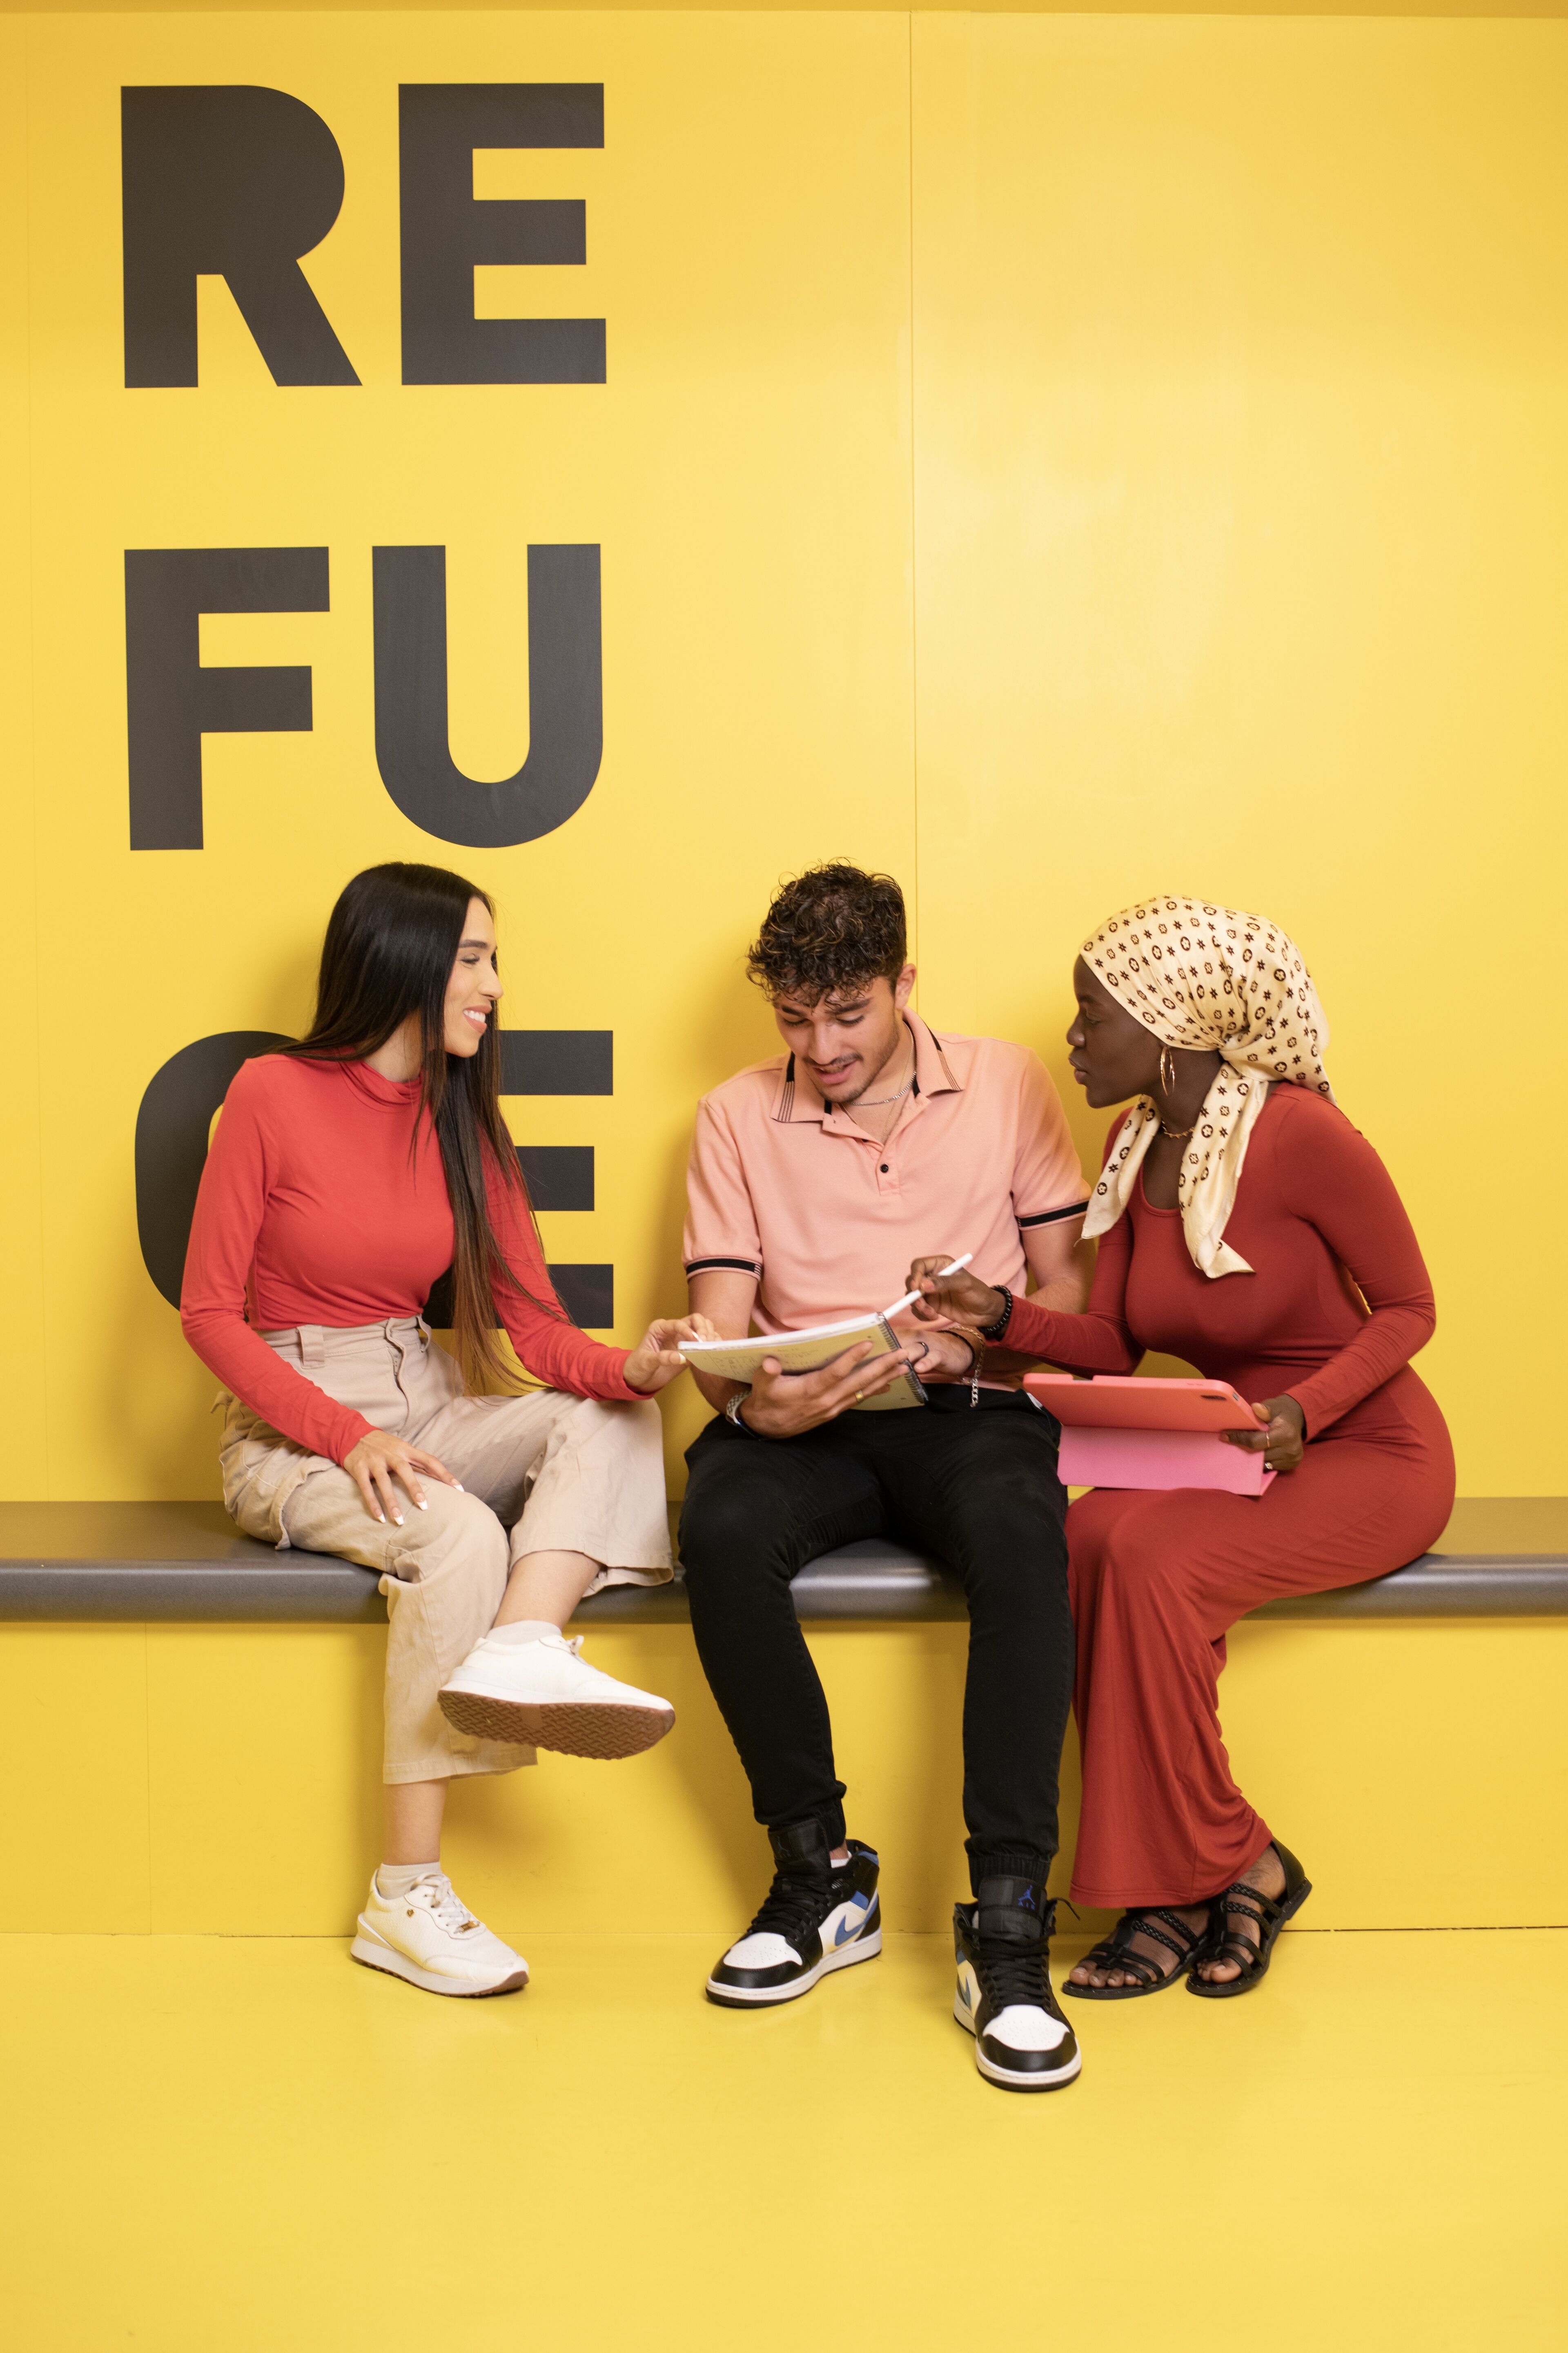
[679,1304,928,1411]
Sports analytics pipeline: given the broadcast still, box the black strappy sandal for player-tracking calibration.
[1187,1841,1312,1999]
[1060,1905,1209,2002]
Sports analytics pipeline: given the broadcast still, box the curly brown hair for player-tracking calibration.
[746,863,908,1004]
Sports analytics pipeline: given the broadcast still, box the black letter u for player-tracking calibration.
[371,544,602,848]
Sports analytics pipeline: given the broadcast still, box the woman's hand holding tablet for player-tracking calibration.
[1221,1394,1307,1474]
[1022,1373,1290,1496]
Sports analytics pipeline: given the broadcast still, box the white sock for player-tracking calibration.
[376,1861,442,1899]
[487,1619,562,1648]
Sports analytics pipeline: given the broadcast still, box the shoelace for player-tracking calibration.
[410,1874,483,1938]
[744,1862,842,1950]
[973,1932,1055,2015]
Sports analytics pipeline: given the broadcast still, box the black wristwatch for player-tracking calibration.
[978,1289,1014,1343]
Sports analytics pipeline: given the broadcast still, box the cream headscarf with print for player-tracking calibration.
[1081,897,1333,1279]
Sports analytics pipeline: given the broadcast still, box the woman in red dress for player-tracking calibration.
[911,897,1453,1998]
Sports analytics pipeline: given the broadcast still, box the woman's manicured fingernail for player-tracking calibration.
[393,1513,404,1526]
[417,1499,428,1510]
[454,1484,464,1492]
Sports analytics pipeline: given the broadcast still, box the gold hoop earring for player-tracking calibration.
[1159,1044,1176,1098]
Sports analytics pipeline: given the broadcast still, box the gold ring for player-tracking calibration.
[854,1389,864,1402]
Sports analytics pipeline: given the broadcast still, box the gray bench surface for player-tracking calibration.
[0,1498,1564,1623]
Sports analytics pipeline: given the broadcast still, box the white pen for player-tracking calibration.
[881,1253,974,1323]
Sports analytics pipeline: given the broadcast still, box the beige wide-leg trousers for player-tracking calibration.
[219,1318,672,1782]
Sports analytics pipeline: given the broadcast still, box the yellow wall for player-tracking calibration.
[8,1616,1566,1934]
[12,1619,1568,1929]
[2,11,1564,1500]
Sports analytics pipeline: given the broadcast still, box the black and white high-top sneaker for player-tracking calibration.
[706,1820,881,2008]
[953,1876,1082,2092]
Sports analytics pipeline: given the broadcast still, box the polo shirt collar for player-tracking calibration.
[772,1013,962,1126]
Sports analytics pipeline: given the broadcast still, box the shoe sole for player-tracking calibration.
[438,1688,675,1760]
[706,1928,883,2008]
[350,1927,528,1999]
[953,1996,1082,2091]
[1060,1958,1191,2001]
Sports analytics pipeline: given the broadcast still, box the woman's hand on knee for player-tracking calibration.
[1223,1395,1306,1473]
[624,1315,720,1395]
[343,1430,461,1526]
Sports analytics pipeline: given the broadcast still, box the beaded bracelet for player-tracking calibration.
[978,1289,1014,1343]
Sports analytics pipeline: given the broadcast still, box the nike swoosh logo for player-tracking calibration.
[834,1916,862,1947]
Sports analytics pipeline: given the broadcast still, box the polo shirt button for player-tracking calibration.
[880,1164,889,1173]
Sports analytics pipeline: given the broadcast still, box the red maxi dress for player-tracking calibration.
[1002,1084,1454,1909]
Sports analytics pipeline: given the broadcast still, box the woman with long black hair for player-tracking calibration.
[182,863,712,1998]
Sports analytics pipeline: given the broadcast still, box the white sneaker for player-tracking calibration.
[952,1881,1081,2093]
[438,1628,676,1759]
[350,1871,529,1998]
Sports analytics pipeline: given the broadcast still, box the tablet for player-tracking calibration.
[1022,1374,1272,1494]
[680,1312,927,1411]
[1022,1373,1256,1432]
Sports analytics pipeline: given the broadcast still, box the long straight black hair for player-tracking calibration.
[279,862,557,1388]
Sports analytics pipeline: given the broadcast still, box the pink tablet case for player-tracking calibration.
[1022,1374,1276,1497]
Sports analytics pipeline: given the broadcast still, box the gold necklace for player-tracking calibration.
[853,1055,917,1108]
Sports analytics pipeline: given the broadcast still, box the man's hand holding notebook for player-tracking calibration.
[679,1257,979,1423]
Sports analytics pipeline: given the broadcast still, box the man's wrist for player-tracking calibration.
[920,1329,980,1383]
[724,1387,759,1435]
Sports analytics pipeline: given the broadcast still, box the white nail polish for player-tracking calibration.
[454,1484,464,1493]
[394,1514,404,1526]
[417,1500,427,1510]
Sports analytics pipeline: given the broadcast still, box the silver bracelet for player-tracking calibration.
[724,1388,753,1432]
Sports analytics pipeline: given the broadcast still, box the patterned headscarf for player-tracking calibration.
[1080,897,1332,1278]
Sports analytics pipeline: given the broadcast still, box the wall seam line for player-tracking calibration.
[21,20,49,1501]
[906,9,920,989]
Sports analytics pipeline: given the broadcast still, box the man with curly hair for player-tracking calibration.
[679,862,1093,2092]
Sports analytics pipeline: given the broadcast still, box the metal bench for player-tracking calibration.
[1,1498,1564,1621]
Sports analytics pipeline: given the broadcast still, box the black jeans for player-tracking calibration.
[679,1388,1072,1892]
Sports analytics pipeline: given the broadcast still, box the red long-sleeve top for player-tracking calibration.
[180,1055,641,1465]
[1004,1087,1437,1437]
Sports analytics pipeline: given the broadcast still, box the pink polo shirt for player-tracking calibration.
[683,1013,1088,1335]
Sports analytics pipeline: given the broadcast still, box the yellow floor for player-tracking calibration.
[1,1928,1562,2351]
